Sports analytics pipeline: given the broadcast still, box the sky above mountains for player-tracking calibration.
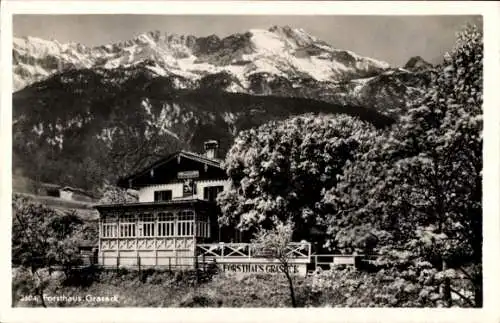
[13,15,481,67]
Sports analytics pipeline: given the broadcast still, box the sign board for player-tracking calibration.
[182,179,194,196]
[218,262,307,277]
[178,170,200,179]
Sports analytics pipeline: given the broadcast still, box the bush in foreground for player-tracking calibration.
[13,268,475,307]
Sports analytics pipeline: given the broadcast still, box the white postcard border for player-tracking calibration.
[1,1,499,323]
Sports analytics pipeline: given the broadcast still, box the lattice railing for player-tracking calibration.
[284,242,311,258]
[196,242,311,260]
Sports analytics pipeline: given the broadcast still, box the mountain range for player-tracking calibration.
[12,26,434,194]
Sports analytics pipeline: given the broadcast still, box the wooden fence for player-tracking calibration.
[196,242,311,262]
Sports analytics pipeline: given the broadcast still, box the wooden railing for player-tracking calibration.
[196,242,311,262]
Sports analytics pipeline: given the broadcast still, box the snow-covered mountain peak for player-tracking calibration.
[13,26,393,91]
[266,25,318,47]
[134,32,157,46]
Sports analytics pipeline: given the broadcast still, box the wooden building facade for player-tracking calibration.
[95,141,248,268]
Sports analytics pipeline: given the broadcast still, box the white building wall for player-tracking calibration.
[138,183,184,202]
[138,180,230,202]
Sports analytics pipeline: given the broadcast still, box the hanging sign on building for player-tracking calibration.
[183,179,195,196]
[177,170,200,179]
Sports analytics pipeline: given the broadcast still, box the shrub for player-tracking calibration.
[299,265,474,307]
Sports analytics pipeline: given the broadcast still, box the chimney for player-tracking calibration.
[204,140,219,159]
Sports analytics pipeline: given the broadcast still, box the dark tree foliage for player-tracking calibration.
[12,194,89,307]
[217,113,379,241]
[323,24,483,307]
[12,194,84,271]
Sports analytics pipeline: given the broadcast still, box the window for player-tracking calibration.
[101,223,117,238]
[139,213,155,237]
[203,186,224,202]
[101,215,117,237]
[121,214,136,222]
[196,221,210,238]
[178,210,194,237]
[154,190,172,202]
[179,210,194,221]
[141,214,155,222]
[157,212,175,237]
[103,215,117,223]
[158,212,175,222]
[195,213,210,238]
[119,214,136,237]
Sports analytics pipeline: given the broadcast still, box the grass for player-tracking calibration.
[13,192,99,220]
[13,268,307,307]
[12,266,477,308]
[15,192,94,209]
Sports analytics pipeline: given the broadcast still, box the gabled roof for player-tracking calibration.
[117,150,224,188]
[178,150,224,168]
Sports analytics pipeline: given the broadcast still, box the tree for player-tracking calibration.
[98,184,138,204]
[323,24,483,307]
[12,194,84,307]
[217,113,378,243]
[105,112,184,182]
[252,220,299,307]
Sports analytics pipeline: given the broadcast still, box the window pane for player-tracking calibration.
[159,212,175,221]
[141,213,154,222]
[154,190,172,202]
[203,185,224,202]
[180,210,194,220]
[104,216,117,223]
[121,214,135,223]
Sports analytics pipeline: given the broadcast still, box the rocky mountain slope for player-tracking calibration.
[12,26,433,194]
[404,56,433,72]
[13,26,391,92]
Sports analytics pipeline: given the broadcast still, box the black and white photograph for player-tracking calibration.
[1,0,499,321]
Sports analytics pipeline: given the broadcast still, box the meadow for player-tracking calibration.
[12,266,474,308]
